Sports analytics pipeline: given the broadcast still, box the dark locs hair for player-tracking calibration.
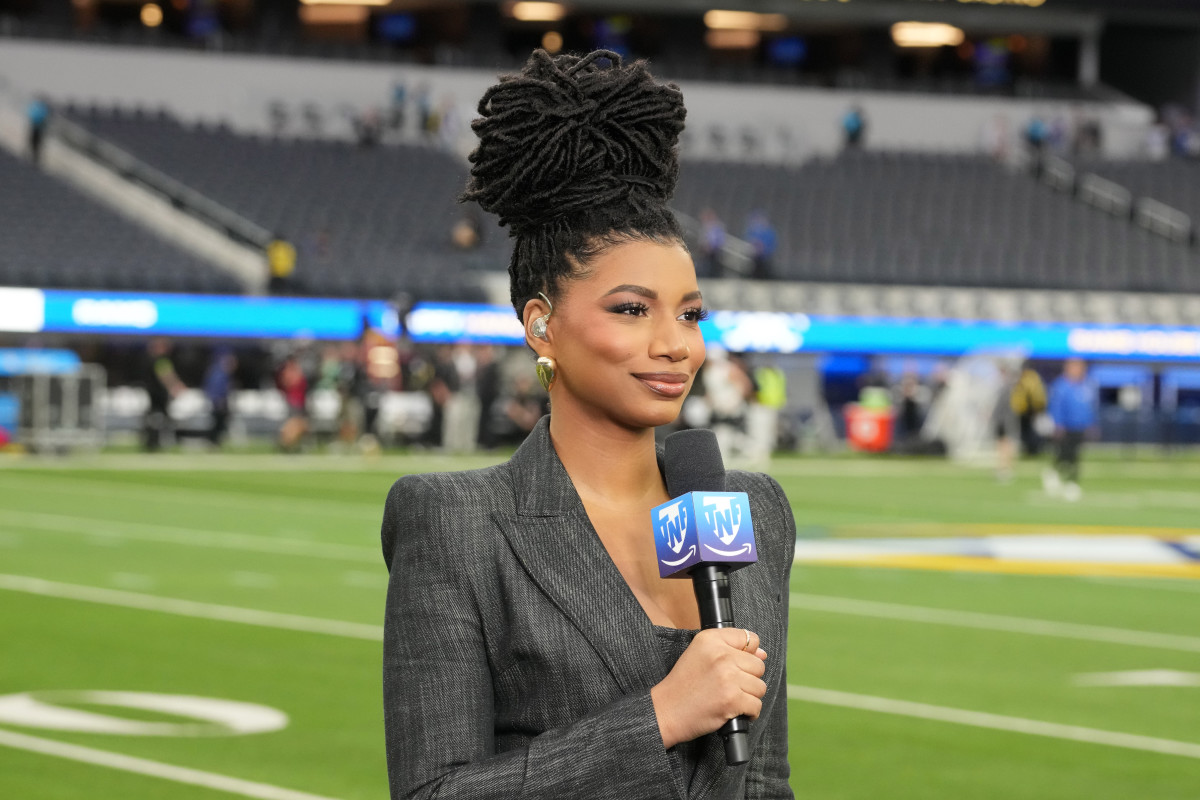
[462,49,687,317]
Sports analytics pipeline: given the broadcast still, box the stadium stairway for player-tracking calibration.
[0,147,245,294]
[0,81,270,293]
[59,105,505,302]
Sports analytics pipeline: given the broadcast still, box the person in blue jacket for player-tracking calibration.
[1043,358,1098,501]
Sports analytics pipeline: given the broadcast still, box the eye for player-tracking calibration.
[610,302,650,317]
[679,307,710,323]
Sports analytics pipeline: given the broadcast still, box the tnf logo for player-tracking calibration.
[656,499,695,567]
[701,496,742,545]
[701,495,751,558]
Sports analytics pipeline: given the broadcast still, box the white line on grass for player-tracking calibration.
[0,473,382,519]
[788,684,1200,759]
[790,593,1200,653]
[0,510,379,563]
[0,452,505,474]
[7,570,1195,655]
[8,574,1199,762]
[0,728,342,800]
[0,575,383,641]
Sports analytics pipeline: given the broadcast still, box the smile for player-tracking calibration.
[633,372,690,398]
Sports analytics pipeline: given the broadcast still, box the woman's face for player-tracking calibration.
[541,238,707,431]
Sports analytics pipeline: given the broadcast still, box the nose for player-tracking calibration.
[651,318,690,363]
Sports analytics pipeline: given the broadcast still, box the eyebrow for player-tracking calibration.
[604,284,704,303]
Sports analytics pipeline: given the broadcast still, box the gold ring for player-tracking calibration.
[742,628,752,651]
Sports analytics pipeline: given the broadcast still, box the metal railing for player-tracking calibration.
[48,114,275,250]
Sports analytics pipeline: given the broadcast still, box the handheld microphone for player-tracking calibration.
[654,429,757,766]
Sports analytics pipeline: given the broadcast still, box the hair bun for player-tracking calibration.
[463,49,686,236]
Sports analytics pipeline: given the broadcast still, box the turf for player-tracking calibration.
[1,451,1197,798]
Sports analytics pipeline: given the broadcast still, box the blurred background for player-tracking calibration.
[0,1,1198,798]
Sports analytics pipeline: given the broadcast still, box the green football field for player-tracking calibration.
[1,450,1198,799]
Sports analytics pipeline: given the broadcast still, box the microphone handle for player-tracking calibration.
[690,564,751,766]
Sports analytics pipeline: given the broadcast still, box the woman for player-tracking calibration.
[382,50,796,799]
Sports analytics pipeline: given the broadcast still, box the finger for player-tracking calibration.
[725,648,766,679]
[737,652,767,678]
[736,692,764,721]
[719,627,754,653]
[721,628,759,654]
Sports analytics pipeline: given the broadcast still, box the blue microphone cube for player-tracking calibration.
[652,491,757,579]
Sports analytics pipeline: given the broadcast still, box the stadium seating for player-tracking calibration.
[675,150,1200,294]
[63,106,505,300]
[51,106,1200,299]
[0,147,242,293]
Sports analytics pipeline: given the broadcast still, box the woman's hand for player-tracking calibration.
[650,628,768,749]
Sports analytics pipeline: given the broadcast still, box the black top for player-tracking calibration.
[653,624,704,793]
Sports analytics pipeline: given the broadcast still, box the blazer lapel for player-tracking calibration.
[495,417,666,695]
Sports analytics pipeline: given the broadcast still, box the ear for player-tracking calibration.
[521,296,553,353]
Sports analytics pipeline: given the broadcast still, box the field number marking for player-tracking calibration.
[0,729,342,800]
[789,685,1200,759]
[790,592,1200,653]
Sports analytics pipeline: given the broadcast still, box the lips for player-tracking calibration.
[633,372,690,398]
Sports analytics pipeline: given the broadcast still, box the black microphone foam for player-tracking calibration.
[664,429,726,497]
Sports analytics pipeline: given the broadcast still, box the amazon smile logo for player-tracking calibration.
[656,500,696,566]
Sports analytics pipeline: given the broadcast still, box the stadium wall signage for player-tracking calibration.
[3,288,1200,362]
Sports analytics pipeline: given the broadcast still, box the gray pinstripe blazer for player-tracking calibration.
[381,417,795,799]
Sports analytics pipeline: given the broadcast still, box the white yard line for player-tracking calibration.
[789,593,1200,653]
[0,729,343,800]
[0,575,383,641]
[788,685,1200,759]
[0,473,381,519]
[6,570,1195,653]
[7,574,1200,764]
[0,453,503,473]
[0,510,379,563]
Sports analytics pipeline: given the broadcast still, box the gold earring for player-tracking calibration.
[536,356,557,391]
[531,292,553,341]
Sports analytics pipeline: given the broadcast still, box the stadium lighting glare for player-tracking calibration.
[297,0,391,6]
[705,29,761,50]
[140,3,163,27]
[704,10,788,32]
[958,0,1045,6]
[542,30,564,53]
[891,22,965,48]
[299,3,371,23]
[509,2,567,22]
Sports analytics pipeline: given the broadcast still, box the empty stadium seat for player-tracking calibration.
[0,148,241,294]
[675,150,1200,294]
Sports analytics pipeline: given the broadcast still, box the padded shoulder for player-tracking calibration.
[380,463,513,570]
